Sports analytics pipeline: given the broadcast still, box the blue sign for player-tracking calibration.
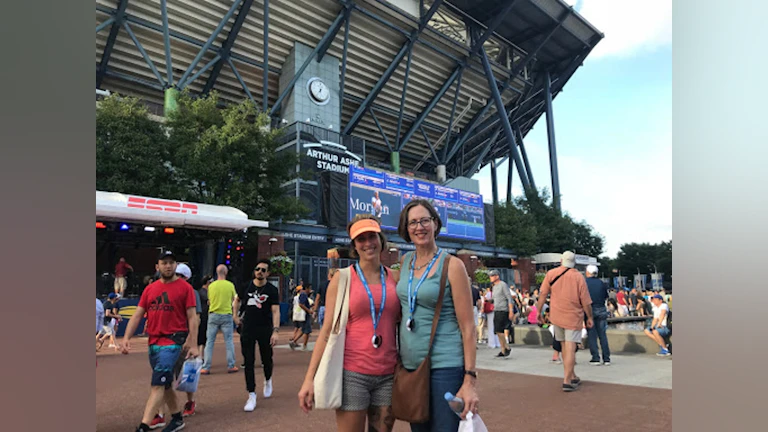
[348,165,486,242]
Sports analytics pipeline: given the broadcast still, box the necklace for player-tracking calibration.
[413,249,438,271]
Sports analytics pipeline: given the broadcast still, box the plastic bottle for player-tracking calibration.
[444,392,464,417]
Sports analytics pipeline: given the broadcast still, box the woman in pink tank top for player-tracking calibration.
[298,214,400,432]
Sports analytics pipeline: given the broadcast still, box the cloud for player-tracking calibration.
[575,0,672,59]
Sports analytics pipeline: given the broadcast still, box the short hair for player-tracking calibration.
[528,299,535,306]
[347,214,388,259]
[397,199,443,243]
[255,259,271,271]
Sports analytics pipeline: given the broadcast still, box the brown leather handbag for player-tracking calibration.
[391,256,451,423]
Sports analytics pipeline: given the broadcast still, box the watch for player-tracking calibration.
[272,327,279,333]
[465,370,478,378]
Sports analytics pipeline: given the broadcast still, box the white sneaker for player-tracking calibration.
[244,393,257,412]
[263,378,273,398]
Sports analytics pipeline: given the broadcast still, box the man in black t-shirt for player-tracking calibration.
[313,269,336,328]
[233,259,280,412]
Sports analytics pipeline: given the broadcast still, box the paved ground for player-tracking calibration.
[97,329,671,431]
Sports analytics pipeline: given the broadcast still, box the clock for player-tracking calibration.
[307,77,331,105]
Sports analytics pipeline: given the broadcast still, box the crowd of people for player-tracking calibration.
[97,200,672,432]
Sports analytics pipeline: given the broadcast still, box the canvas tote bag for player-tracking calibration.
[313,267,352,409]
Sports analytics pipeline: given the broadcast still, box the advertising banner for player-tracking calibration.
[348,165,486,242]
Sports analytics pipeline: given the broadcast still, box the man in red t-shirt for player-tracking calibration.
[114,257,133,297]
[121,250,199,432]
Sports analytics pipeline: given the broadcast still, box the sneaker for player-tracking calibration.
[200,369,210,375]
[550,358,562,364]
[182,401,195,417]
[562,383,578,392]
[496,352,506,358]
[289,341,297,350]
[603,360,611,366]
[571,377,581,387]
[228,367,239,373]
[504,348,511,357]
[263,378,273,398]
[244,393,257,412]
[149,415,166,430]
[302,345,309,351]
[657,348,671,356]
[241,362,246,368]
[589,359,602,366]
[161,417,184,432]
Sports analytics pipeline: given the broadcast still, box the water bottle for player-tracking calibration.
[444,392,464,417]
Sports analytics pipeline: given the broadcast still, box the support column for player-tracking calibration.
[436,164,446,182]
[506,156,514,203]
[164,87,179,117]
[544,71,561,211]
[391,151,400,174]
[490,159,499,207]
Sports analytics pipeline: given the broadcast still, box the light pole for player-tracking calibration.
[268,237,277,256]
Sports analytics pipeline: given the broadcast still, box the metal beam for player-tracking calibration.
[96,0,129,89]
[441,68,463,162]
[96,17,115,34]
[506,153,514,203]
[343,94,447,134]
[465,128,501,176]
[369,108,393,152]
[342,0,444,135]
[178,0,243,89]
[122,22,166,87]
[490,159,499,206]
[263,0,270,112]
[480,46,531,191]
[270,9,347,116]
[419,127,441,166]
[339,7,351,121]
[544,70,560,211]
[514,124,536,191]
[160,0,173,87]
[227,57,255,103]
[395,44,414,149]
[201,0,255,96]
[443,11,569,163]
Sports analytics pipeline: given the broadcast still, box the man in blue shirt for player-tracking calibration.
[585,265,611,365]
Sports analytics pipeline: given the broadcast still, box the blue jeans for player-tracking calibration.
[409,367,464,432]
[318,306,326,327]
[587,312,610,362]
[202,313,236,370]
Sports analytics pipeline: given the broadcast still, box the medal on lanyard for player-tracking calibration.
[406,249,442,332]
[355,263,387,349]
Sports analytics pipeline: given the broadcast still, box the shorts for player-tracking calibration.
[114,277,127,292]
[100,324,113,336]
[340,369,393,411]
[148,344,184,388]
[648,326,671,338]
[301,319,312,335]
[552,324,583,343]
[493,310,511,332]
[294,320,304,329]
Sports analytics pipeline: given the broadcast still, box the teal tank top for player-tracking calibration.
[396,251,464,370]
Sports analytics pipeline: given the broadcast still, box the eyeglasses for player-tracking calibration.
[407,217,434,229]
[255,267,269,273]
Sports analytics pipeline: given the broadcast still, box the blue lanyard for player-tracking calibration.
[354,263,387,334]
[407,249,443,318]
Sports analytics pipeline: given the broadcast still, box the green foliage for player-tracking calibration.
[96,91,306,222]
[610,241,672,279]
[269,251,294,277]
[535,273,547,285]
[474,268,491,284]
[494,188,605,258]
[96,95,182,198]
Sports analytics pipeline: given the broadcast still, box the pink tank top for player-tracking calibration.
[343,266,399,376]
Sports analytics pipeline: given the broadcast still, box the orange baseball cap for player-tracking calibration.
[349,218,381,240]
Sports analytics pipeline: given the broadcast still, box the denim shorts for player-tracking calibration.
[148,344,184,388]
[649,326,671,338]
[301,319,312,335]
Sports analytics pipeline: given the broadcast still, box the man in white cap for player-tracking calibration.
[585,264,611,366]
[536,251,593,392]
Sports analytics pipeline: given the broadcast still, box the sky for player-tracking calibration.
[474,0,672,257]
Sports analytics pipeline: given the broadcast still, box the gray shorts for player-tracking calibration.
[340,369,393,411]
[553,324,582,343]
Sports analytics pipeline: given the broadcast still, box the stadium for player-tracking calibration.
[95,0,603,292]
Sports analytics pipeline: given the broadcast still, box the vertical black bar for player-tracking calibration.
[544,70,560,211]
[263,0,270,112]
[161,0,173,87]
[395,44,414,148]
[339,7,351,122]
[442,68,463,162]
[96,0,130,89]
[490,159,499,207]
[506,154,514,203]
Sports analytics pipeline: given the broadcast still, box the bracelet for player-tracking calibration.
[272,327,279,333]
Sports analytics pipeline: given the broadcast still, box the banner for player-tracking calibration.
[348,165,486,242]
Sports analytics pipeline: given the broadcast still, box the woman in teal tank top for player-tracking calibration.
[395,199,479,432]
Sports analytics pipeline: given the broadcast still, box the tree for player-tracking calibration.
[96,95,181,198]
[166,91,306,221]
[494,201,538,257]
[613,241,672,280]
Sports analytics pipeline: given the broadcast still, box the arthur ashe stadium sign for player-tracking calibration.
[303,141,362,174]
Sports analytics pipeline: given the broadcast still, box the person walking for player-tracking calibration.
[121,250,199,432]
[97,293,122,351]
[488,270,514,358]
[289,284,313,350]
[395,200,479,431]
[298,215,400,431]
[114,257,134,297]
[483,288,499,348]
[536,251,593,392]
[201,264,238,374]
[233,259,281,412]
[585,265,611,366]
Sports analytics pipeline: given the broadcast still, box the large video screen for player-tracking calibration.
[348,165,486,242]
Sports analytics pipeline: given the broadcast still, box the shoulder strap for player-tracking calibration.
[331,267,351,334]
[550,267,571,287]
[426,254,451,356]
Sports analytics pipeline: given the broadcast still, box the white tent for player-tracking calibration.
[96,191,268,232]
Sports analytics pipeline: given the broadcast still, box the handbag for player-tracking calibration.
[392,255,451,423]
[313,267,352,410]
